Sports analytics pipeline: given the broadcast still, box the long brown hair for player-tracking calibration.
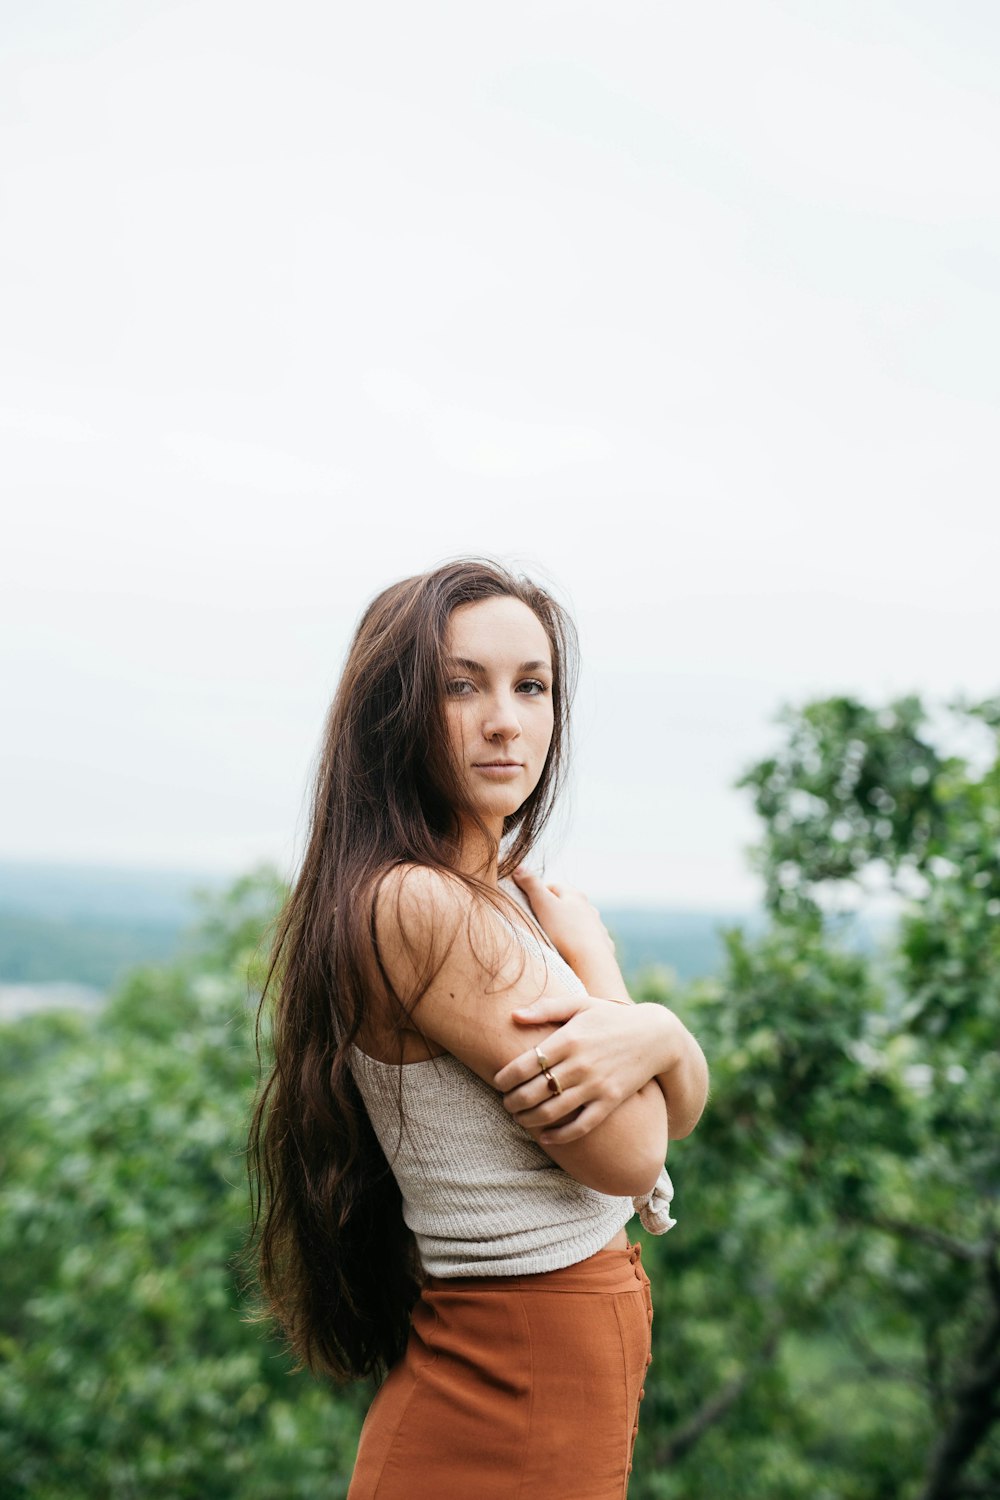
[245,557,578,1382]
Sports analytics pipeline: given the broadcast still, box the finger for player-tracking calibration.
[538,1100,614,1145]
[509,994,589,1027]
[513,866,559,905]
[502,1067,578,1115]
[492,1032,564,1092]
[521,1097,585,1131]
[500,1078,547,1113]
[512,1088,585,1130]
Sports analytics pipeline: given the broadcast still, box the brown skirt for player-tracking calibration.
[347,1241,654,1500]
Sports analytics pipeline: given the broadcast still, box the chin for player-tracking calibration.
[468,788,528,822]
[480,797,523,820]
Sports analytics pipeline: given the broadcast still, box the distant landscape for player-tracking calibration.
[0,859,763,992]
[0,859,892,1018]
[0,861,232,1015]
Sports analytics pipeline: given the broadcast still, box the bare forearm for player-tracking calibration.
[569,950,632,1003]
[569,950,709,1139]
[533,1080,668,1197]
[649,1009,709,1139]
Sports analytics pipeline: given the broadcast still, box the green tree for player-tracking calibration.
[631,693,999,1499]
[0,867,369,1500]
[2,693,998,1499]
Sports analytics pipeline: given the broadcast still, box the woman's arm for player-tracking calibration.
[370,864,668,1198]
[493,868,709,1144]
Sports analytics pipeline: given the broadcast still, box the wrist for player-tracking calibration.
[644,1003,687,1076]
[564,948,631,1003]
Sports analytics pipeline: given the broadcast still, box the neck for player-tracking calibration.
[447,816,504,886]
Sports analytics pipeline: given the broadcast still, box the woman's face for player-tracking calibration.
[443,595,556,835]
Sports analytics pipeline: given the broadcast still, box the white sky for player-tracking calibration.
[2,1,998,907]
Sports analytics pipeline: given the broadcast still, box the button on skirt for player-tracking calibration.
[347,1241,654,1500]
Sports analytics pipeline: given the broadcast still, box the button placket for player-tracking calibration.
[625,1248,652,1494]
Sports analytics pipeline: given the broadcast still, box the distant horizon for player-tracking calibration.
[0,853,911,922]
[0,853,762,916]
[0,853,898,999]
[0,857,778,998]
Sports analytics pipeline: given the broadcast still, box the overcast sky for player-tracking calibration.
[2,1,998,908]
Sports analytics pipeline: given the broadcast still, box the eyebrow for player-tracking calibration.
[446,657,552,673]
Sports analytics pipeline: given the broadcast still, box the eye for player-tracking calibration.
[446,679,475,696]
[517,679,549,696]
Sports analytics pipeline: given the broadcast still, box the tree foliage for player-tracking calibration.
[1,693,998,1498]
[0,868,368,1500]
[631,692,1000,1499]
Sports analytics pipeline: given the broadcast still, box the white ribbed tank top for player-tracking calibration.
[347,884,675,1278]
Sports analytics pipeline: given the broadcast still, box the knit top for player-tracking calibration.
[347,884,676,1278]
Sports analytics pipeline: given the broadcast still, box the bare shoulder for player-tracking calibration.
[370,861,534,1020]
[372,862,468,961]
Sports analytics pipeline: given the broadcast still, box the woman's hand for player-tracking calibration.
[511,867,616,972]
[511,866,634,1001]
[492,991,682,1146]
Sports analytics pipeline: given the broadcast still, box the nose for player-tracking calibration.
[480,689,522,745]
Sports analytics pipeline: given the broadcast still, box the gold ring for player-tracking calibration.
[543,1068,563,1097]
[533,1046,550,1073]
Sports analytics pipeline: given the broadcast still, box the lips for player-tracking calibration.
[474,761,522,767]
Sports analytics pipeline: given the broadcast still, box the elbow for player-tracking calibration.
[662,1068,710,1142]
[603,1086,669,1195]
[605,1161,665,1199]
[667,1110,699,1141]
[585,1143,667,1199]
[630,1146,669,1198]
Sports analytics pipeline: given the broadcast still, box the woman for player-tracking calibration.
[247,558,709,1499]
